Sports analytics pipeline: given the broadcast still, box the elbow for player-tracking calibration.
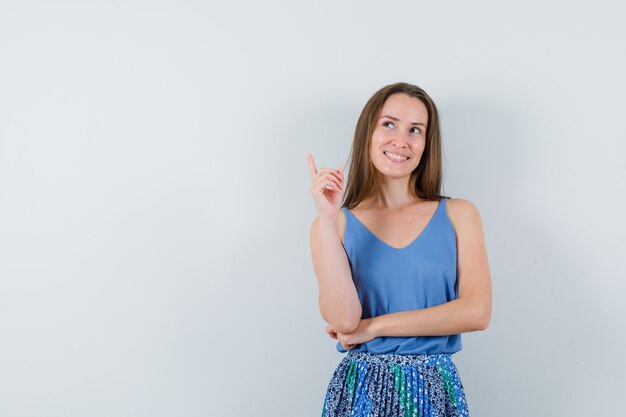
[320,296,362,334]
[333,318,360,334]
[329,309,362,334]
[474,305,491,331]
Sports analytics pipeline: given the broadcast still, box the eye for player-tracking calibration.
[411,127,422,135]
[382,121,394,128]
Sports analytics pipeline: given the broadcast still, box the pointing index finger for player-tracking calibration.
[306,152,318,178]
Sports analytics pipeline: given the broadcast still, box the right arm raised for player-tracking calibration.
[310,214,362,334]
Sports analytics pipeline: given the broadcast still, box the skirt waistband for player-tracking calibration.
[345,350,453,367]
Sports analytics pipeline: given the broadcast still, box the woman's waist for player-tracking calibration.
[345,350,454,367]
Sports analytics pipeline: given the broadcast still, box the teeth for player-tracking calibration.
[384,151,409,161]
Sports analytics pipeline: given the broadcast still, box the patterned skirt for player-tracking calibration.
[321,351,470,417]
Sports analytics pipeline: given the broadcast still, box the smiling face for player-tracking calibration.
[370,93,429,179]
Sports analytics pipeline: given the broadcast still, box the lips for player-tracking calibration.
[383,151,410,162]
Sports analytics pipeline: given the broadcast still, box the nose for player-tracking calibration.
[390,130,410,147]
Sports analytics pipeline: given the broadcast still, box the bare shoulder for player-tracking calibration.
[445,198,485,239]
[310,209,348,246]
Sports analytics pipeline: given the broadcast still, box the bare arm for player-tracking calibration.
[310,215,362,334]
[368,198,492,337]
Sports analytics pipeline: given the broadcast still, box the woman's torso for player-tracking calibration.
[336,197,462,354]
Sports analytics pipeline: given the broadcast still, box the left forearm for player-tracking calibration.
[370,298,487,337]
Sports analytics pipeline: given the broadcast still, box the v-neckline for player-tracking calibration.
[344,199,444,251]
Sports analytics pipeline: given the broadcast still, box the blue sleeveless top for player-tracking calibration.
[337,197,462,354]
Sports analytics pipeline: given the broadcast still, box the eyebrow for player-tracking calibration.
[379,115,426,127]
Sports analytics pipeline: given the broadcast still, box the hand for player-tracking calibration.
[306,152,344,220]
[325,318,377,350]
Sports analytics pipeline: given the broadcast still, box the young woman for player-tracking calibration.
[306,82,492,416]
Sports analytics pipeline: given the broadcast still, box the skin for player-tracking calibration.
[311,93,492,350]
[307,157,362,336]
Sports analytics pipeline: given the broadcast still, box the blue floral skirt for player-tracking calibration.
[321,351,470,417]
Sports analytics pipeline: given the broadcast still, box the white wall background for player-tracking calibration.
[1,1,625,416]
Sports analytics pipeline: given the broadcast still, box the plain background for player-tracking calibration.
[1,1,625,416]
